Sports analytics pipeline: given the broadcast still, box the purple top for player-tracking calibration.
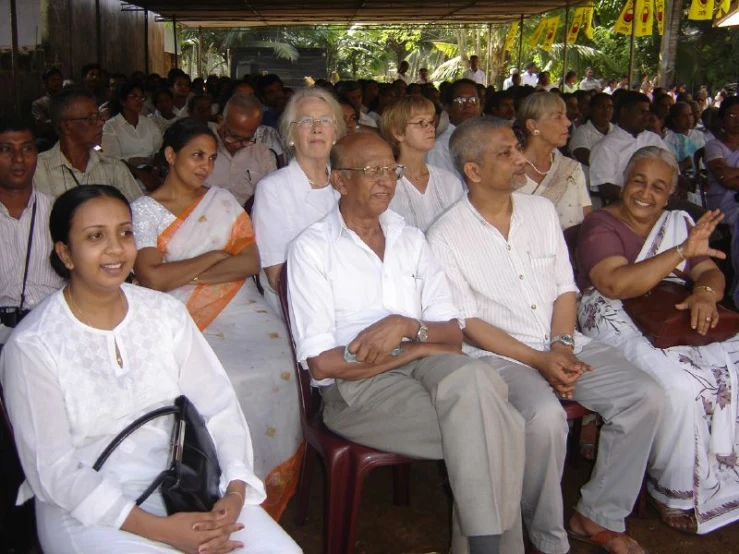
[575,209,708,290]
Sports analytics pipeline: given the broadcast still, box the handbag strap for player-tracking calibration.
[93,405,179,471]
[18,199,37,311]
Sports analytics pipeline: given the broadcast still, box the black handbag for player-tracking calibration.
[93,395,222,514]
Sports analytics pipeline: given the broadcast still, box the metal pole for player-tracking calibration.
[518,13,524,69]
[144,9,150,74]
[95,0,102,66]
[627,3,637,86]
[9,0,20,114]
[197,26,203,78]
[172,15,178,69]
[562,2,570,78]
[486,23,492,86]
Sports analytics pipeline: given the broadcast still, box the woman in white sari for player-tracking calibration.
[575,146,739,534]
[516,91,592,230]
[131,119,302,520]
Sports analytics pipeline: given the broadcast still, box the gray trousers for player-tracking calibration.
[322,354,526,553]
[481,340,665,554]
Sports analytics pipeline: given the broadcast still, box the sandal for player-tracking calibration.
[567,527,648,554]
[647,494,698,534]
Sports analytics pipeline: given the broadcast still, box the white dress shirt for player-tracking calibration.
[389,165,464,231]
[33,142,142,202]
[427,194,586,357]
[287,207,461,386]
[101,114,163,163]
[426,123,457,177]
[252,158,340,269]
[0,190,65,342]
[0,284,265,529]
[146,110,178,134]
[462,69,486,86]
[521,72,539,87]
[579,77,600,91]
[588,126,670,188]
[568,120,614,190]
[503,77,515,90]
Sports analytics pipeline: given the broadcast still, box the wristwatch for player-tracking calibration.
[550,334,575,349]
[415,320,429,343]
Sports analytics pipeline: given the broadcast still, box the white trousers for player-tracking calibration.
[36,498,302,554]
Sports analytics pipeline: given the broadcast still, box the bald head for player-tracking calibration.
[330,132,391,170]
[219,95,263,156]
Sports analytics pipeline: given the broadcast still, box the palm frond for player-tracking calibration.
[429,41,460,58]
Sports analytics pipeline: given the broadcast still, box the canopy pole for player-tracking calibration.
[518,13,524,69]
[9,0,20,114]
[486,22,492,86]
[198,26,203,78]
[627,6,637,86]
[562,2,570,76]
[144,8,150,74]
[95,0,102,66]
[172,15,178,69]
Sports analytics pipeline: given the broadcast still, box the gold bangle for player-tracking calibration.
[693,285,716,297]
[226,491,244,504]
[192,276,199,283]
[675,244,686,262]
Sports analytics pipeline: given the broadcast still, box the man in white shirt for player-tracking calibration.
[418,67,432,84]
[205,94,277,206]
[33,88,142,203]
[0,118,64,346]
[288,132,525,554]
[397,61,411,84]
[427,117,662,554]
[569,93,615,195]
[503,68,519,90]
[521,63,539,87]
[427,79,481,176]
[336,81,378,128]
[462,55,486,86]
[579,67,601,92]
[589,91,670,202]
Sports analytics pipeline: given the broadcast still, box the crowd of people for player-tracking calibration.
[0,56,738,554]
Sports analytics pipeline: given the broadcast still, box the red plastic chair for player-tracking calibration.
[278,264,414,554]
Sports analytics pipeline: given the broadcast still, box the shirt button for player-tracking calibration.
[531,304,537,310]
[519,275,524,280]
[507,244,511,251]
[545,334,549,340]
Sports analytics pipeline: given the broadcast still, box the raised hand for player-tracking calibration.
[681,210,726,260]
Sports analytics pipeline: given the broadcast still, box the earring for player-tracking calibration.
[332,140,336,145]
[533,129,541,136]
[289,140,295,147]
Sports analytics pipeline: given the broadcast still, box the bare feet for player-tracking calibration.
[647,495,698,533]
[568,512,647,554]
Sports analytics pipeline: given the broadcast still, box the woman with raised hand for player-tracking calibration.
[0,184,301,553]
[251,87,346,315]
[131,119,303,521]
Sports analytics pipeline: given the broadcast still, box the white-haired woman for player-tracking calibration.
[575,146,739,534]
[516,91,592,229]
[252,87,346,316]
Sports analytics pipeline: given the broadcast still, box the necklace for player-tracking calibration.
[405,165,429,183]
[66,286,126,367]
[524,152,554,176]
[307,167,330,188]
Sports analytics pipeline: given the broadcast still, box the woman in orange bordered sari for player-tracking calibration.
[131,119,302,520]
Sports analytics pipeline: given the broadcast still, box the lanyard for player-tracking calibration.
[19,199,37,311]
[64,165,83,187]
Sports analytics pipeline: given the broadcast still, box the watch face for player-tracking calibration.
[418,325,429,342]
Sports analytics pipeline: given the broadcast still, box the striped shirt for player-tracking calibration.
[389,165,465,231]
[0,190,65,340]
[427,193,586,357]
[33,142,142,203]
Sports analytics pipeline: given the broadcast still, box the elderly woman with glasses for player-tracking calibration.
[380,95,464,231]
[252,87,346,316]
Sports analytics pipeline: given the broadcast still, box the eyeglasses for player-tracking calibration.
[221,126,257,147]
[452,96,480,106]
[64,113,103,126]
[407,118,435,130]
[343,115,358,123]
[127,95,146,101]
[292,116,335,129]
[335,164,405,180]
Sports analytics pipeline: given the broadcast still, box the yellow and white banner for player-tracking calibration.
[566,8,584,44]
[613,0,655,37]
[528,19,548,48]
[716,0,731,17]
[655,0,666,34]
[505,21,519,52]
[582,5,595,39]
[688,0,715,19]
[542,16,561,51]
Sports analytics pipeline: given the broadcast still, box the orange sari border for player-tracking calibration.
[261,442,305,521]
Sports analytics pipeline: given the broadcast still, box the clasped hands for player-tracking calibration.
[164,493,244,554]
[533,343,592,399]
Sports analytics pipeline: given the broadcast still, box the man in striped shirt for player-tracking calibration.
[427,117,662,554]
[0,118,64,345]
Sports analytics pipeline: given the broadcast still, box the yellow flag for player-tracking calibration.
[715,0,730,18]
[613,0,635,35]
[567,9,584,44]
[688,0,715,19]
[542,16,561,51]
[582,6,595,40]
[505,21,519,52]
[634,0,654,36]
[528,19,548,48]
[655,0,666,34]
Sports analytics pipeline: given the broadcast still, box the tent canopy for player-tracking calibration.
[121,0,585,27]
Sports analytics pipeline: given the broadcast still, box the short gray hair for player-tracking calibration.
[450,116,513,180]
[278,87,346,156]
[623,146,679,192]
[222,93,263,121]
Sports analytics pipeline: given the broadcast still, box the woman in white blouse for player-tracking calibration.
[516,91,592,230]
[252,87,346,315]
[0,185,301,553]
[380,95,465,231]
[102,81,164,192]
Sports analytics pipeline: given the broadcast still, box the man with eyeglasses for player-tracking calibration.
[33,88,141,202]
[206,94,277,207]
[287,132,525,554]
[427,79,481,177]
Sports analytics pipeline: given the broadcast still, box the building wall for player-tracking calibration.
[0,0,170,118]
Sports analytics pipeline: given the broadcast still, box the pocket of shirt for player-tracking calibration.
[395,274,423,318]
